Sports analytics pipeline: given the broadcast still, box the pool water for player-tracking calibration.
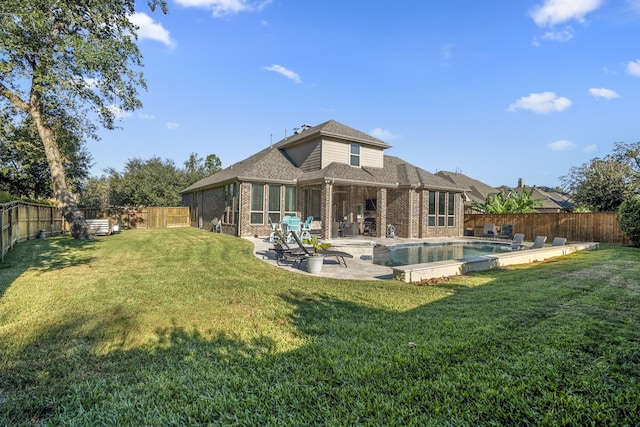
[373,242,505,267]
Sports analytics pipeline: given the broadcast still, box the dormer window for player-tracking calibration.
[350,144,360,167]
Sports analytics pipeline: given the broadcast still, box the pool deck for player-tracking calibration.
[248,236,599,283]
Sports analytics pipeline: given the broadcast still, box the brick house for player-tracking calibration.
[180,120,466,239]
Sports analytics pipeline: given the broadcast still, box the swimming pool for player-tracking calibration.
[373,242,506,267]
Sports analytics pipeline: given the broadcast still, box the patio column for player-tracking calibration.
[377,187,387,238]
[321,179,333,239]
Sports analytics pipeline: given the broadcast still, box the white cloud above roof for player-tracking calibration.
[166,122,180,130]
[370,128,398,141]
[129,12,176,48]
[626,59,640,76]
[530,0,603,27]
[507,92,572,114]
[174,0,271,17]
[548,140,576,151]
[588,87,620,99]
[264,65,301,83]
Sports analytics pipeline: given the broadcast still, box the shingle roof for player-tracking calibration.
[181,120,462,193]
[275,120,391,149]
[436,171,500,204]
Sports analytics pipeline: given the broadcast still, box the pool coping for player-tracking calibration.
[391,242,600,283]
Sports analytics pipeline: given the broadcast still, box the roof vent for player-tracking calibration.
[293,123,312,134]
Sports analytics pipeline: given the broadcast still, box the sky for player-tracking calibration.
[90,0,640,189]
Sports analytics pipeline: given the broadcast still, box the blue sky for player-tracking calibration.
[91,0,640,188]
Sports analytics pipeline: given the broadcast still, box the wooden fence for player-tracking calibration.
[464,212,629,245]
[1,203,190,261]
[1,201,65,260]
[80,207,190,229]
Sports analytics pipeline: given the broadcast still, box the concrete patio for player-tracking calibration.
[248,236,600,283]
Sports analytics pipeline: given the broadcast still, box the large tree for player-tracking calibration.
[0,114,92,199]
[0,0,166,238]
[107,157,188,207]
[561,156,633,212]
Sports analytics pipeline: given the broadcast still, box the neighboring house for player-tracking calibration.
[180,120,466,239]
[498,179,573,213]
[436,170,500,213]
[437,172,573,213]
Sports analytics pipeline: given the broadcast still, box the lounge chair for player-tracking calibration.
[291,231,353,267]
[530,236,547,249]
[482,223,498,239]
[551,237,567,246]
[497,224,514,240]
[269,231,308,268]
[501,233,525,251]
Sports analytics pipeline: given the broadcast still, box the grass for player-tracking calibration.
[1,227,639,426]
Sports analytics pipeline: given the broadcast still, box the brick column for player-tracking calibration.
[377,187,387,238]
[321,180,333,239]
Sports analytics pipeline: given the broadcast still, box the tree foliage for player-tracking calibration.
[561,156,633,212]
[183,152,222,185]
[617,195,640,247]
[79,153,222,208]
[0,0,166,238]
[0,114,92,199]
[472,187,543,213]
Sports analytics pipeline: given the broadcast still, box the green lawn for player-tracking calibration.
[1,228,638,426]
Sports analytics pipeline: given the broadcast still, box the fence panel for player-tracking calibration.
[464,213,629,245]
[1,202,66,261]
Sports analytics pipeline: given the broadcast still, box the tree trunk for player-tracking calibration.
[30,106,95,240]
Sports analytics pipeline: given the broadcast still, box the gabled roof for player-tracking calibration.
[181,145,302,193]
[436,171,499,204]
[275,119,391,150]
[300,156,462,190]
[181,120,462,194]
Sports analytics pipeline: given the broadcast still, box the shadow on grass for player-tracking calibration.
[3,263,639,426]
[0,235,98,298]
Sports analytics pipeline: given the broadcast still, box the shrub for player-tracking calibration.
[617,195,640,247]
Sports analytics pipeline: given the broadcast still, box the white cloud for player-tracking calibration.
[530,0,603,27]
[138,113,156,120]
[264,64,301,83]
[548,140,576,151]
[584,144,598,153]
[588,87,620,99]
[107,105,132,121]
[83,77,99,88]
[507,92,572,114]
[626,59,640,76]
[166,122,180,129]
[540,28,574,42]
[370,128,398,141]
[129,12,176,48]
[174,0,271,17]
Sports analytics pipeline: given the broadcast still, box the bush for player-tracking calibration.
[618,195,640,247]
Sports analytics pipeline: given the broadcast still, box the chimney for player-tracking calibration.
[517,178,523,188]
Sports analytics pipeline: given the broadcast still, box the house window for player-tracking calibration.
[284,185,297,217]
[438,192,446,226]
[310,189,321,220]
[268,184,281,224]
[250,183,264,224]
[350,144,360,167]
[428,192,436,226]
[224,182,239,224]
[448,193,455,226]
